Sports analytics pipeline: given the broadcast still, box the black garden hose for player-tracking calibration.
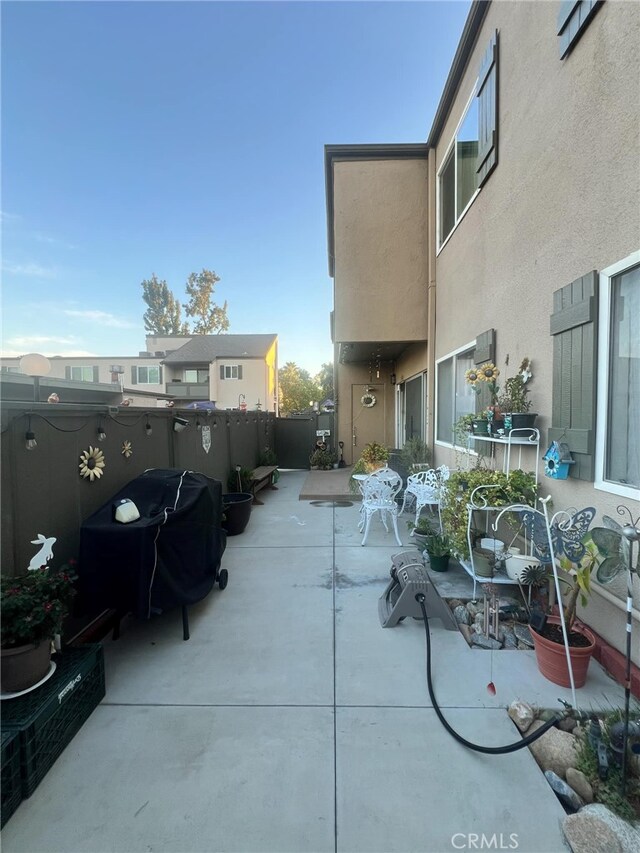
[416,593,562,754]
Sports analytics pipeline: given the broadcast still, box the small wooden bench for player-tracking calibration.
[250,465,278,505]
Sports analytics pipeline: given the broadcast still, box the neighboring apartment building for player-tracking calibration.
[326,0,639,660]
[0,333,279,412]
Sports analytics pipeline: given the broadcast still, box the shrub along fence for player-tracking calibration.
[1,403,276,580]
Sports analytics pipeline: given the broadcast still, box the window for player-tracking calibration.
[0,366,19,374]
[558,1,603,59]
[438,91,479,246]
[435,344,477,444]
[65,366,98,382]
[219,365,243,380]
[596,253,640,498]
[131,365,162,385]
[437,31,499,250]
[184,369,208,383]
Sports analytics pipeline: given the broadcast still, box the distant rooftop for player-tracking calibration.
[162,334,277,364]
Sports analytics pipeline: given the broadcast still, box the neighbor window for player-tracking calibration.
[219,364,243,380]
[65,365,98,382]
[131,365,162,384]
[596,254,640,497]
[436,345,477,444]
[438,91,479,246]
[184,369,209,383]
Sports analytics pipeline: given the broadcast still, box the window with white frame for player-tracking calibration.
[436,345,477,444]
[596,253,640,497]
[65,365,97,382]
[438,89,479,247]
[219,364,243,380]
[132,365,162,385]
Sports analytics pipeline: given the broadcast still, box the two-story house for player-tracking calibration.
[326,0,639,663]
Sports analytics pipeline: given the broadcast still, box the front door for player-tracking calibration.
[350,384,386,463]
[404,374,424,442]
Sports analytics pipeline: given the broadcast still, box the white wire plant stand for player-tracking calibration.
[466,427,540,479]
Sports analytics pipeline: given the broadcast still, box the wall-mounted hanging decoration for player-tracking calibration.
[121,440,133,459]
[79,446,105,481]
[27,533,57,572]
[543,441,575,479]
[201,425,211,454]
[361,392,377,408]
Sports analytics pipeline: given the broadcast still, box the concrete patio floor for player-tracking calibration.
[3,471,626,853]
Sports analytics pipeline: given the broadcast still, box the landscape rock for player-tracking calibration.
[516,641,530,650]
[458,623,474,645]
[565,767,594,804]
[471,633,502,650]
[563,804,640,853]
[453,605,471,626]
[502,627,518,649]
[514,623,534,648]
[466,600,483,618]
[508,700,535,733]
[544,770,584,811]
[527,719,578,779]
[474,612,485,630]
[448,598,463,610]
[539,709,557,723]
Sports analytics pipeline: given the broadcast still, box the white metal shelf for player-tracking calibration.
[466,427,540,479]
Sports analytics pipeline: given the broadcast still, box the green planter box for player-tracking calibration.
[1,731,22,827]
[1,644,105,798]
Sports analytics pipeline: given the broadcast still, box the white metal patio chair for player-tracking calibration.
[400,465,450,531]
[358,467,403,547]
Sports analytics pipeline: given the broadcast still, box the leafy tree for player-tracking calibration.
[184,269,229,334]
[315,362,334,402]
[278,362,321,415]
[141,274,188,335]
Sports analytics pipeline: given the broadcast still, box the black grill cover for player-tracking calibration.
[79,469,226,619]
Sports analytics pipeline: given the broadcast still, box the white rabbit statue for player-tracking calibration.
[27,534,57,572]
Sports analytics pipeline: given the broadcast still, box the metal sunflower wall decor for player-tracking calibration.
[361,392,377,408]
[79,446,105,481]
[121,440,133,458]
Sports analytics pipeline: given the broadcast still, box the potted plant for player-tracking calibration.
[498,358,537,434]
[528,536,598,688]
[465,362,503,433]
[258,447,280,483]
[309,448,334,470]
[423,530,452,572]
[1,562,77,693]
[223,466,254,535]
[399,437,431,473]
[407,518,433,551]
[360,441,389,473]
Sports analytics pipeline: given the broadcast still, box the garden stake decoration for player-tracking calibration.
[590,506,640,796]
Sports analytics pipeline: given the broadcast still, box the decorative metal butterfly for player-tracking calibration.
[591,516,633,585]
[520,506,596,564]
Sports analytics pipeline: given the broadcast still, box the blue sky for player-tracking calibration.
[2,0,470,374]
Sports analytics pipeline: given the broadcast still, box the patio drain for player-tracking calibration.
[309,500,353,508]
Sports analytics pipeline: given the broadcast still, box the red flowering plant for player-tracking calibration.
[1,561,77,649]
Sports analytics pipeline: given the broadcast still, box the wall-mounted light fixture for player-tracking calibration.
[97,418,107,442]
[145,417,153,436]
[173,417,189,433]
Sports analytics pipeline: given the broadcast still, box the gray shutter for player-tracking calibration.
[158,366,163,385]
[65,366,71,380]
[131,367,137,385]
[238,365,243,380]
[549,271,598,480]
[220,365,225,380]
[93,366,100,383]
[557,1,602,59]
[476,30,498,188]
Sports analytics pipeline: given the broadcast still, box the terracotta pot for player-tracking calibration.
[530,616,595,688]
[1,640,52,693]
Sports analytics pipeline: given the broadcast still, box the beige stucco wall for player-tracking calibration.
[335,356,396,464]
[395,342,428,385]
[0,356,164,393]
[333,159,429,343]
[432,0,640,661]
[212,359,272,412]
